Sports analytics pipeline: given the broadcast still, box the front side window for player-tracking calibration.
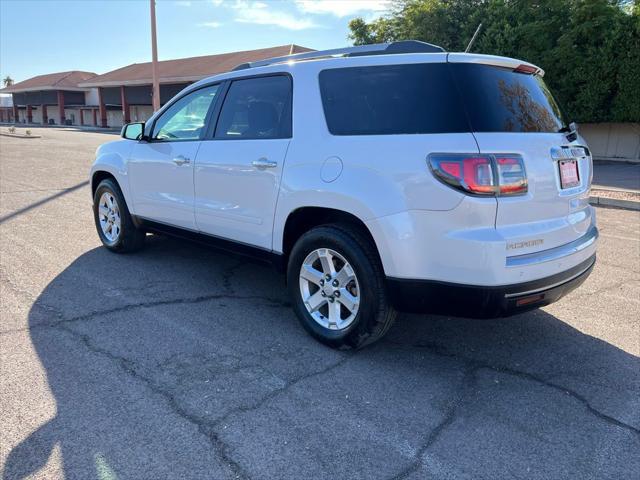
[215,75,292,139]
[152,85,219,141]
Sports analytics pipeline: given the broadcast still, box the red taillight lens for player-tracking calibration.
[429,155,496,195]
[429,154,527,196]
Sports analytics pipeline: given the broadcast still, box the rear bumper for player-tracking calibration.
[386,254,595,318]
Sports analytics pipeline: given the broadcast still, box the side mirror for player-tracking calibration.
[121,122,145,141]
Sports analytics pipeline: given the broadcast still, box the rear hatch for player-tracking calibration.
[448,54,594,254]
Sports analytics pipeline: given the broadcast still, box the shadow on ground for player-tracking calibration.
[4,235,640,479]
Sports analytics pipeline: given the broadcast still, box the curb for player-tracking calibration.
[0,132,41,139]
[589,196,640,211]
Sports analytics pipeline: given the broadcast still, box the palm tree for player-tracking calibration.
[3,76,14,87]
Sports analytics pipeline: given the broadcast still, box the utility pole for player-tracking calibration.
[150,0,160,111]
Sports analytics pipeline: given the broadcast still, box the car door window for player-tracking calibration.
[215,76,292,140]
[152,85,219,141]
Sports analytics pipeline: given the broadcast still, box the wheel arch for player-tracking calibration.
[280,207,383,272]
[91,170,118,197]
[90,161,134,212]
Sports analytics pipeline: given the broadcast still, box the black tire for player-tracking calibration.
[287,224,397,349]
[93,178,145,253]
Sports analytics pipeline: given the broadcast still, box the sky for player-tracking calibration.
[0,0,390,84]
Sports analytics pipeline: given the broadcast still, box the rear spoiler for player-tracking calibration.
[448,53,544,76]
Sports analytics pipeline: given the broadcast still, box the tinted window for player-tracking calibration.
[319,63,468,135]
[451,63,566,133]
[152,85,219,141]
[215,76,292,139]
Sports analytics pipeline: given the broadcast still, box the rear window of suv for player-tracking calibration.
[319,63,468,135]
[450,63,566,133]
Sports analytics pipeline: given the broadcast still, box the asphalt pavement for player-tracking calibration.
[1,128,639,480]
[592,161,640,192]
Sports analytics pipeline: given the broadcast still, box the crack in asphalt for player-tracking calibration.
[222,260,245,294]
[54,320,250,480]
[389,365,478,480]
[0,292,290,336]
[53,319,352,480]
[210,353,353,430]
[403,340,640,435]
[383,338,640,480]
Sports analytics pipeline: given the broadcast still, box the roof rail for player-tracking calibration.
[232,40,445,71]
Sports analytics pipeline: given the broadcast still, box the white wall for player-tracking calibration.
[47,108,61,126]
[108,110,123,128]
[31,107,42,124]
[84,88,99,106]
[0,94,12,108]
[63,108,77,125]
[130,105,154,123]
[580,123,640,161]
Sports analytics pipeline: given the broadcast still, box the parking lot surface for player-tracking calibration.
[1,128,639,479]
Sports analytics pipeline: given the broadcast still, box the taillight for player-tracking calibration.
[495,156,527,195]
[429,154,527,196]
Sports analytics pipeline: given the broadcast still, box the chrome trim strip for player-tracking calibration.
[504,258,595,298]
[506,226,598,268]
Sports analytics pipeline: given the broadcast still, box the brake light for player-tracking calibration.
[514,64,538,75]
[429,154,527,196]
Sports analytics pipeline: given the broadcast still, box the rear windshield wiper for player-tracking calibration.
[559,122,578,141]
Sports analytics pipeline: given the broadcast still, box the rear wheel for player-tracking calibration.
[288,224,397,349]
[93,178,145,253]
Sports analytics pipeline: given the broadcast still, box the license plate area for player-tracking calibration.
[559,159,580,189]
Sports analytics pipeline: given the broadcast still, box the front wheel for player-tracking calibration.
[93,178,145,253]
[287,224,397,349]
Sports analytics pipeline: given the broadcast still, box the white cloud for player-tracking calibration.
[234,9,317,30]
[294,0,390,18]
[211,0,224,5]
[228,1,318,30]
[199,21,223,28]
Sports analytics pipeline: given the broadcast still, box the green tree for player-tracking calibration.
[2,75,13,87]
[349,0,640,123]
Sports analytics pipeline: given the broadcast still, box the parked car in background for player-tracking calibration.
[90,41,597,348]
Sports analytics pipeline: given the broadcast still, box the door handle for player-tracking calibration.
[252,158,277,169]
[173,155,191,166]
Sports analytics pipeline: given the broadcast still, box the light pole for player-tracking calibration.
[150,0,160,112]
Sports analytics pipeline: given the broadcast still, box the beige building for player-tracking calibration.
[0,44,311,128]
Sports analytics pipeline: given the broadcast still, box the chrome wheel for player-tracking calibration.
[299,248,360,330]
[98,191,121,244]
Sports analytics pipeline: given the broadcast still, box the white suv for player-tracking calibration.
[90,41,598,348]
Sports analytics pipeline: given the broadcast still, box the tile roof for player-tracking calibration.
[79,44,313,87]
[0,71,97,93]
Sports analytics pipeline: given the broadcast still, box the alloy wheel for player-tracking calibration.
[98,191,121,244]
[299,248,360,330]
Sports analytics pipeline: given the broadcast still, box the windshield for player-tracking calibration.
[450,63,567,133]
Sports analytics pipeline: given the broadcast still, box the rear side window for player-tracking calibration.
[319,63,468,135]
[450,63,566,133]
[215,75,292,139]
